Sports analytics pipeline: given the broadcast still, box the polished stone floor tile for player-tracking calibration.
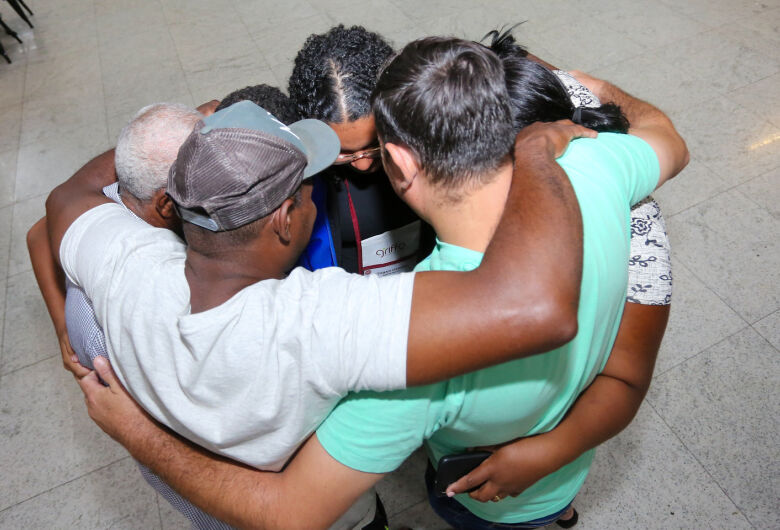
[0,458,161,529]
[656,28,779,94]
[575,404,752,529]
[157,492,190,529]
[0,356,128,510]
[160,0,235,23]
[646,327,780,528]
[667,188,780,323]
[599,0,708,49]
[737,168,780,219]
[21,10,99,65]
[234,0,323,32]
[652,159,731,217]
[752,310,780,350]
[319,0,415,36]
[390,499,449,529]
[14,125,110,203]
[7,194,44,278]
[376,448,428,517]
[658,0,775,28]
[729,72,780,129]
[23,48,102,106]
[1,270,58,374]
[250,13,334,69]
[0,103,21,156]
[591,52,722,119]
[654,261,747,376]
[520,14,645,72]
[0,205,11,281]
[674,97,780,186]
[0,149,17,209]
[0,62,26,108]
[185,59,277,108]
[95,0,168,45]
[20,88,108,148]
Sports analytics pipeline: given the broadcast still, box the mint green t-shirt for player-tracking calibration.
[317,133,660,523]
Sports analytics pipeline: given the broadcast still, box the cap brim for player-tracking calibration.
[288,119,341,179]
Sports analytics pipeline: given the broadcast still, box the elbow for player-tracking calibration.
[546,302,579,348]
[506,294,579,352]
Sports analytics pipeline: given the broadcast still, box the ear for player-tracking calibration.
[271,197,295,245]
[384,143,420,193]
[153,190,177,220]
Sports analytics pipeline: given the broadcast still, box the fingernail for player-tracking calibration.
[71,356,78,362]
[446,491,455,498]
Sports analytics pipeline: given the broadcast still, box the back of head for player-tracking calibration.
[486,28,629,134]
[288,24,393,122]
[115,103,203,201]
[216,84,301,125]
[372,37,515,190]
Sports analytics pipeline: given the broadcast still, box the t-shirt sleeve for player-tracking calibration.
[558,133,661,207]
[59,203,158,303]
[317,385,438,473]
[296,267,414,393]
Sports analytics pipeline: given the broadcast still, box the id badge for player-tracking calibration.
[359,221,421,276]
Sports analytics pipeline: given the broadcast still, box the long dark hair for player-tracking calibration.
[486,28,629,133]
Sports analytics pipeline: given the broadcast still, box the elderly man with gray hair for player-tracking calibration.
[27,102,230,529]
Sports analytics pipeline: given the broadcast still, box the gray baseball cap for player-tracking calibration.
[168,100,339,231]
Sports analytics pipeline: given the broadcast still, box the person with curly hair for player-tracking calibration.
[215,84,301,124]
[288,24,435,276]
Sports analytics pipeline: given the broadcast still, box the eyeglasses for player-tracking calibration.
[333,146,382,165]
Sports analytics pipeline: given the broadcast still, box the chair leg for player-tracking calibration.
[16,0,32,15]
[0,40,11,63]
[5,0,33,28]
[0,15,23,43]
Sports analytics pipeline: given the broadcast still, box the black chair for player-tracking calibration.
[0,12,21,63]
[5,0,32,29]
[0,12,22,43]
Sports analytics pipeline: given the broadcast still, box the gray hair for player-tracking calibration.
[115,103,202,201]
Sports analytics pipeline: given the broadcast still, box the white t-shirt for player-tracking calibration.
[60,203,413,470]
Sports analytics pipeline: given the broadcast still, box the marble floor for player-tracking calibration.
[0,0,778,528]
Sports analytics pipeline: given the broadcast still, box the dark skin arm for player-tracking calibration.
[27,216,90,377]
[447,301,670,500]
[48,121,590,386]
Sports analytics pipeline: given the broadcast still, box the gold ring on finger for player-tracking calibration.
[492,495,501,502]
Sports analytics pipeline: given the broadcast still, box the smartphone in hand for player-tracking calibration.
[433,450,492,497]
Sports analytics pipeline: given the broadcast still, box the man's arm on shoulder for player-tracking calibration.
[571,71,689,187]
[80,358,382,529]
[406,121,592,385]
[45,149,116,266]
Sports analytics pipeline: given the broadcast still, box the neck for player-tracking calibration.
[185,248,285,313]
[426,165,513,254]
[119,190,149,222]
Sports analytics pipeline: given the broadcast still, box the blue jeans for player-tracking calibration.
[425,461,572,529]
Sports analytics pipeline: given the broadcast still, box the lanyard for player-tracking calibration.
[344,180,364,274]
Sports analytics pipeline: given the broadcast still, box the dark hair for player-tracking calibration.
[372,37,515,190]
[487,29,629,133]
[216,84,301,125]
[288,25,393,123]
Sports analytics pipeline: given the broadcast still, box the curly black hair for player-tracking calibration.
[288,25,394,123]
[216,84,301,125]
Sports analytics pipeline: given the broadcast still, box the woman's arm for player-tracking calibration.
[447,301,669,500]
[27,216,89,377]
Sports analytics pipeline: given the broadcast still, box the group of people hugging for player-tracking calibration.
[28,23,687,530]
